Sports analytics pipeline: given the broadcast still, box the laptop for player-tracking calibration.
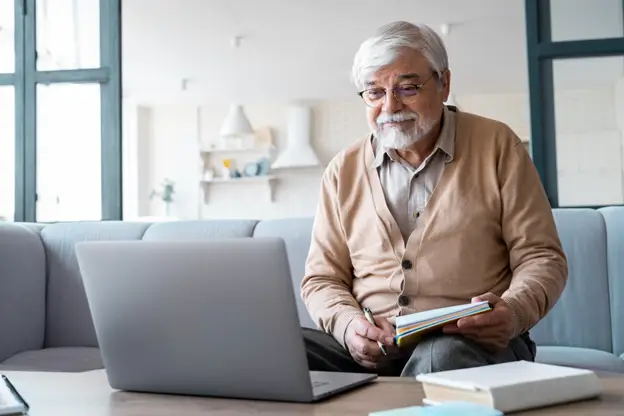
[74,237,377,402]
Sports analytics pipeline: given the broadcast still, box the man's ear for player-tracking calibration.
[442,69,451,92]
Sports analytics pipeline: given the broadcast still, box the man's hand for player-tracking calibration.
[344,315,397,369]
[442,293,514,352]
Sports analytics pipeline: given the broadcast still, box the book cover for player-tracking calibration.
[415,361,602,413]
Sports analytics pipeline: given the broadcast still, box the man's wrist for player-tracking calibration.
[501,294,528,339]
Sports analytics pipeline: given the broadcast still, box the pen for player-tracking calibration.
[2,375,29,412]
[363,307,387,356]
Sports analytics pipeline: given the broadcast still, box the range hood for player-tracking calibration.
[271,105,322,169]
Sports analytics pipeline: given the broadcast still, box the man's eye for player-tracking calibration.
[397,85,419,96]
[365,90,384,100]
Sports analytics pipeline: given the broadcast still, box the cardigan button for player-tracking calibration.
[398,295,410,306]
[401,260,413,270]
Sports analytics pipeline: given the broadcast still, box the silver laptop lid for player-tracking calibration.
[75,238,314,402]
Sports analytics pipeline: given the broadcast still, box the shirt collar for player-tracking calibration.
[371,105,456,169]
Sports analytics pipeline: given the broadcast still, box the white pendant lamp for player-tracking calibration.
[220,104,254,137]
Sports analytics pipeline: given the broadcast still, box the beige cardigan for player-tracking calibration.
[301,110,568,348]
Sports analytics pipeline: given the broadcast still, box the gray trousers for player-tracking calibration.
[303,328,536,376]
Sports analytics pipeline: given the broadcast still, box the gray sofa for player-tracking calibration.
[1,207,623,373]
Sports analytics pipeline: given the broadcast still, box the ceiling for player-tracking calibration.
[120,0,624,104]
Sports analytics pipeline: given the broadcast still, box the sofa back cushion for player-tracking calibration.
[44,219,260,348]
[253,218,316,329]
[598,207,624,357]
[141,220,258,241]
[42,222,151,348]
[530,209,613,352]
[0,224,47,361]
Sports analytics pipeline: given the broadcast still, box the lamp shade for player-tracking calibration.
[219,104,254,137]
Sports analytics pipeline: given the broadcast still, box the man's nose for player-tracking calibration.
[382,91,403,113]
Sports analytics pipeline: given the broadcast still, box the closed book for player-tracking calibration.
[394,301,492,348]
[415,361,602,413]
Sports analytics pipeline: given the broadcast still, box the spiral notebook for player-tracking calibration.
[394,301,493,347]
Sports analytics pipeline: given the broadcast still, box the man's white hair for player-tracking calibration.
[351,21,449,91]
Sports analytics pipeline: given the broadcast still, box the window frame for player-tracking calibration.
[525,0,624,208]
[6,0,122,222]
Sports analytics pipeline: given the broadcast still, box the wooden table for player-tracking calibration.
[2,370,623,415]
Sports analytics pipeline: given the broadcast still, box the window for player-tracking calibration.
[3,0,121,222]
[525,0,624,208]
[0,86,14,221]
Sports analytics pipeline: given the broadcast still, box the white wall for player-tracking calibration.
[128,100,368,220]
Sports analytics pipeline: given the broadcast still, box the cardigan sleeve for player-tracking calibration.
[300,165,363,349]
[497,130,568,338]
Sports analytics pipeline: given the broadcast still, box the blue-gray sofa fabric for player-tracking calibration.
[0,208,623,373]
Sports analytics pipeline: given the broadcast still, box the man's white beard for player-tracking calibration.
[376,111,437,150]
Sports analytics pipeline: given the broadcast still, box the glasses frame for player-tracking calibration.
[357,72,438,108]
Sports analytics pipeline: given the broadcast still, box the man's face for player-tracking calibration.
[362,50,450,150]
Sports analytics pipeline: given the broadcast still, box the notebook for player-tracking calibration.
[0,375,29,416]
[415,360,602,413]
[394,301,492,347]
[369,401,503,415]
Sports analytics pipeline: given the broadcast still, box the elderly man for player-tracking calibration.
[300,21,567,377]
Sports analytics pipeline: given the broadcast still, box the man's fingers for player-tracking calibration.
[353,354,377,369]
[353,319,394,345]
[352,335,383,358]
[376,317,396,335]
[472,292,502,305]
[457,309,504,329]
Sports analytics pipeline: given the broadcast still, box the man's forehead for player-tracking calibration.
[364,71,426,87]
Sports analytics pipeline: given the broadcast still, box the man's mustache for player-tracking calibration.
[377,111,419,126]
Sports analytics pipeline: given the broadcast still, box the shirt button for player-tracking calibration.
[413,211,420,219]
[402,260,413,269]
[398,295,410,306]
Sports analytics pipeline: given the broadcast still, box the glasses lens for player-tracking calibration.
[395,85,420,103]
[362,89,385,107]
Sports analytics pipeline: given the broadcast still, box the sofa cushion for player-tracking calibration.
[0,347,103,372]
[141,220,258,240]
[598,207,624,357]
[42,222,152,348]
[536,346,624,373]
[253,217,316,329]
[0,223,46,362]
[531,209,613,352]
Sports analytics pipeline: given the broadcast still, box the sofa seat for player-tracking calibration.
[536,346,624,373]
[0,347,103,372]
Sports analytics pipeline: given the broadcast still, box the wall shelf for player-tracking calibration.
[200,175,277,203]
[200,146,273,155]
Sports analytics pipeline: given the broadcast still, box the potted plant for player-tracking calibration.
[149,178,176,216]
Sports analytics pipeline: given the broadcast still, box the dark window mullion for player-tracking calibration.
[99,0,122,220]
[35,67,110,84]
[0,74,14,85]
[526,0,559,208]
[538,38,624,59]
[22,0,37,222]
[13,0,26,222]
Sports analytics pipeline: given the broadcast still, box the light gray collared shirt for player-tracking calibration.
[372,106,456,243]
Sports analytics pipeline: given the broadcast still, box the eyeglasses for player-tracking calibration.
[358,72,437,108]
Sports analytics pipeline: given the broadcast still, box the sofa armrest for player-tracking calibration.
[0,223,46,362]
